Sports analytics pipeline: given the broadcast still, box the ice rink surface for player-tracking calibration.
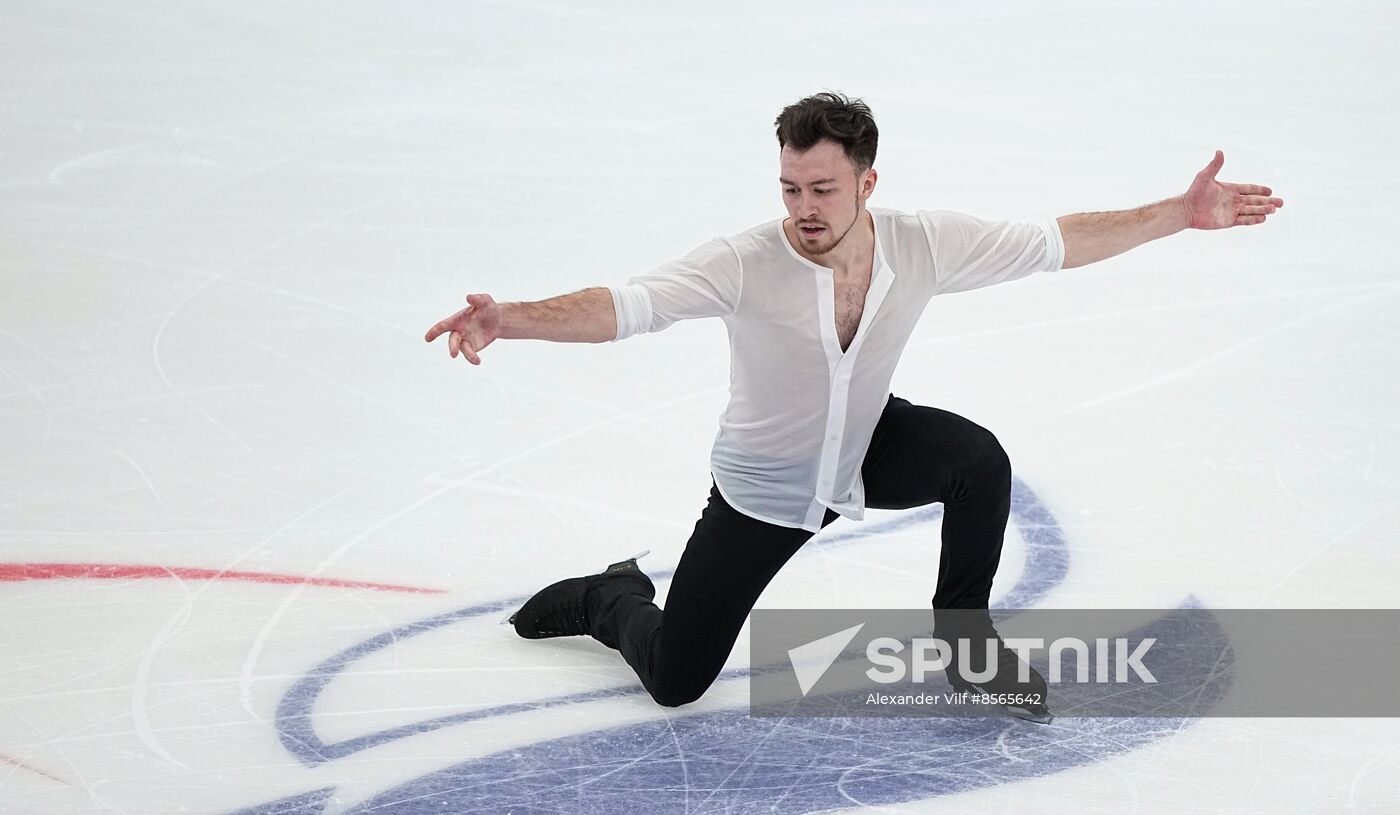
[3,1,1398,812]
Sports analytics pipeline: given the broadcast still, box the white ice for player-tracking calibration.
[2,1,1398,813]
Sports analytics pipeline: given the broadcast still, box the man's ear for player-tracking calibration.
[860,167,878,201]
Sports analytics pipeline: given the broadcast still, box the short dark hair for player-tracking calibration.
[774,91,878,173]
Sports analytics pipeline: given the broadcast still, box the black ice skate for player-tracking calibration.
[938,612,1054,724]
[506,551,655,646]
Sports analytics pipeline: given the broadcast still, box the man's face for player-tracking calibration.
[779,138,876,256]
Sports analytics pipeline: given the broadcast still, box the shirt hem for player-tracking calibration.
[711,476,816,531]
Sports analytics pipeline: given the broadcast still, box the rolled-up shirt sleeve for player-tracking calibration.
[609,238,743,341]
[917,210,1064,296]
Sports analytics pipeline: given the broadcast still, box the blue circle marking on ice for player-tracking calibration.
[233,477,1229,815]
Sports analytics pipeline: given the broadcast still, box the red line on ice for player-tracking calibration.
[0,563,444,594]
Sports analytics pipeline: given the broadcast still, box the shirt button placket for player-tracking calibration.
[819,366,851,496]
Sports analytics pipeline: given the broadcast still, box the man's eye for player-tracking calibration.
[815,189,831,194]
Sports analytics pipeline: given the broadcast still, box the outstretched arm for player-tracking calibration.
[423,287,617,365]
[1057,150,1284,269]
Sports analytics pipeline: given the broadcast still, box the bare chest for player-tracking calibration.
[834,275,871,353]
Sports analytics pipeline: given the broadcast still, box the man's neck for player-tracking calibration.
[789,209,874,278]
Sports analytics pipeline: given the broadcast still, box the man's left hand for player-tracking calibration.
[1183,150,1284,230]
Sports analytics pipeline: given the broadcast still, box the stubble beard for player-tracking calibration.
[807,197,862,257]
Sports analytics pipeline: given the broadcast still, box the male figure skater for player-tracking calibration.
[424,92,1282,720]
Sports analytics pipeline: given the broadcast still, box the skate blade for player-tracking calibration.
[1005,705,1055,725]
[603,550,651,574]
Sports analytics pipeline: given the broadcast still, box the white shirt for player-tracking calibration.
[609,207,1064,531]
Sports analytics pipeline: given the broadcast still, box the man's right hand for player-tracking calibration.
[424,293,501,365]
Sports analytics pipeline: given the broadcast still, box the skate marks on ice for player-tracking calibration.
[319,715,1202,815]
[250,618,1227,814]
[231,478,1230,813]
[268,479,1066,766]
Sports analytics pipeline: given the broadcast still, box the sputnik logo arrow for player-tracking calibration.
[788,623,865,696]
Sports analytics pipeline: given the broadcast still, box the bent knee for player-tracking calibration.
[968,427,1012,485]
[646,678,712,708]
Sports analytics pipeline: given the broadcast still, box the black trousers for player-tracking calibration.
[597,394,1013,707]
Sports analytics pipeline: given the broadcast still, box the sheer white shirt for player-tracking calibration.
[608,207,1064,531]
